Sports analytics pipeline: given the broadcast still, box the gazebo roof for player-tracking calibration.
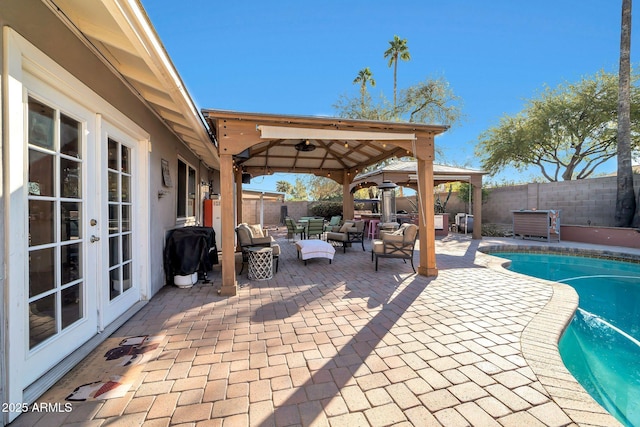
[350,160,486,192]
[202,109,448,183]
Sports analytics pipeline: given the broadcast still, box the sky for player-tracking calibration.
[141,1,638,193]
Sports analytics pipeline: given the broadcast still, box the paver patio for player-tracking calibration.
[11,231,624,427]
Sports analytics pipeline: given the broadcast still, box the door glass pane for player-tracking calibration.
[60,114,80,158]
[121,205,130,232]
[61,284,82,329]
[108,172,118,202]
[108,139,118,170]
[60,158,81,198]
[29,200,55,246]
[121,145,130,173]
[61,243,82,284]
[61,202,81,241]
[109,236,119,267]
[29,150,54,196]
[109,204,119,234]
[122,263,132,291]
[28,99,54,150]
[29,294,56,349]
[122,233,131,262]
[110,268,121,299]
[29,247,55,297]
[121,175,130,203]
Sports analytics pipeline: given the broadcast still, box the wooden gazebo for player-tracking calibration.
[202,110,448,296]
[350,161,486,239]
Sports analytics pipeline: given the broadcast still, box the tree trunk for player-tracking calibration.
[614,0,636,227]
[633,187,640,228]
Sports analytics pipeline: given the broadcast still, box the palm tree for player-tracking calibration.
[615,0,636,227]
[353,67,376,112]
[384,35,411,108]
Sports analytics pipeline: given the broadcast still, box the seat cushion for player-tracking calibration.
[271,243,281,256]
[247,224,264,238]
[326,232,347,242]
[236,224,253,246]
[371,240,384,254]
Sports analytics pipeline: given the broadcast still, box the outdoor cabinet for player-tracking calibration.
[512,210,560,242]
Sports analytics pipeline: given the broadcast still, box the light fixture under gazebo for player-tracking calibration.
[294,140,316,152]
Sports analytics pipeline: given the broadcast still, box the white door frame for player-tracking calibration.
[3,28,150,420]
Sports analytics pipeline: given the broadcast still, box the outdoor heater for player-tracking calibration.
[378,181,397,224]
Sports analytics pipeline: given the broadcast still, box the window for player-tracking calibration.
[177,158,196,218]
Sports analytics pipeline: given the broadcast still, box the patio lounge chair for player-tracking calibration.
[285,217,306,240]
[305,218,325,239]
[326,220,365,253]
[235,223,280,274]
[371,223,418,272]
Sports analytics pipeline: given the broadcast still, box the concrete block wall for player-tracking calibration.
[481,185,529,224]
[240,175,640,228]
[482,175,640,227]
[242,200,308,226]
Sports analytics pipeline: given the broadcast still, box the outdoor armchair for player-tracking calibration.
[326,220,365,253]
[235,223,280,274]
[371,223,418,272]
[305,218,325,239]
[285,217,306,240]
[323,215,342,232]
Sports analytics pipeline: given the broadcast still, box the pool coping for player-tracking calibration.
[477,244,624,427]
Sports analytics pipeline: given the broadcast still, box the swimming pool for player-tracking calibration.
[488,250,640,427]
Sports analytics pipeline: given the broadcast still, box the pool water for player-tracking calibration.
[491,252,640,427]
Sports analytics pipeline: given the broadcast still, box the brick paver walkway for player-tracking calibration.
[11,233,621,426]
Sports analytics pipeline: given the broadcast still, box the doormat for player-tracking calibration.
[40,334,165,403]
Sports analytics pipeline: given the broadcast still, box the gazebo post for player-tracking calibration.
[416,156,438,276]
[235,168,243,226]
[471,175,483,239]
[219,153,238,295]
[342,170,354,219]
[413,136,438,277]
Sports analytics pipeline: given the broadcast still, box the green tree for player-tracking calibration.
[615,0,638,227]
[307,176,342,201]
[334,76,462,126]
[477,70,640,181]
[291,177,308,201]
[276,178,308,200]
[275,180,293,195]
[353,67,376,112]
[384,35,411,109]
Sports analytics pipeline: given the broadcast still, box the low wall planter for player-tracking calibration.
[561,225,640,249]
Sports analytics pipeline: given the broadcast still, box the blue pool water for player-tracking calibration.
[490,252,640,427]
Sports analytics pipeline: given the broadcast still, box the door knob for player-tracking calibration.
[90,235,101,243]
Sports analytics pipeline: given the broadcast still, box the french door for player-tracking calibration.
[23,98,140,386]
[24,96,100,385]
[5,28,148,414]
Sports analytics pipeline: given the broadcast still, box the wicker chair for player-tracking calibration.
[371,223,418,272]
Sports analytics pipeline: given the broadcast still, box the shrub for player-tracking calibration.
[309,201,343,218]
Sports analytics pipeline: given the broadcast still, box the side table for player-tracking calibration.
[247,247,273,280]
